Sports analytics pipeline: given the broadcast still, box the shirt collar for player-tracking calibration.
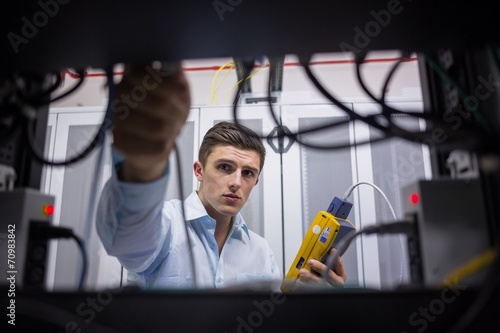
[184,191,251,239]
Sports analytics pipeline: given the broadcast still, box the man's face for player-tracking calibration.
[194,144,261,223]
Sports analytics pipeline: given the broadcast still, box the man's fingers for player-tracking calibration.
[303,256,347,286]
[111,62,191,182]
[307,259,325,275]
[298,268,322,283]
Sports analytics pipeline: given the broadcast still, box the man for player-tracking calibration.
[96,64,346,290]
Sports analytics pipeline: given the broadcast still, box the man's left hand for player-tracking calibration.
[297,248,347,287]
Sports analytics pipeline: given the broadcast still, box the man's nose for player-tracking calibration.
[229,171,242,189]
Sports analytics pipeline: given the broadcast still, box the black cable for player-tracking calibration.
[322,218,416,286]
[269,63,398,150]
[120,265,124,287]
[26,71,63,106]
[69,232,88,291]
[230,59,272,146]
[229,57,415,151]
[262,58,346,135]
[354,52,387,104]
[263,61,281,128]
[294,129,390,151]
[1,70,78,148]
[300,57,389,132]
[25,67,116,166]
[354,51,412,115]
[174,142,197,288]
[380,55,407,106]
[49,69,85,103]
[301,55,491,151]
[228,58,396,151]
[353,53,436,141]
[353,52,464,142]
[30,223,88,290]
[227,55,492,153]
[354,52,469,126]
[1,74,54,146]
[229,54,490,150]
[321,214,499,333]
[300,58,441,148]
[0,114,22,147]
[230,60,276,141]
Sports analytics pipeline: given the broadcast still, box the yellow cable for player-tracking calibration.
[211,60,234,105]
[213,64,234,105]
[440,248,497,287]
[225,62,268,105]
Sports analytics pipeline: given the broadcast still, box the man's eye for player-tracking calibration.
[243,170,254,177]
[219,164,231,171]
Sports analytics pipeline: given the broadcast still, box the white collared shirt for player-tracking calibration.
[96,165,282,290]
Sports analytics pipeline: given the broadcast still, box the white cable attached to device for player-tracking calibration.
[343,181,406,286]
[343,182,397,220]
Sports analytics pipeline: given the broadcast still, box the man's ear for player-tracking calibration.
[193,161,203,182]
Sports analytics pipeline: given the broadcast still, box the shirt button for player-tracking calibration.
[217,277,222,283]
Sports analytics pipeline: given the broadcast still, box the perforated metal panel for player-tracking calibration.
[369,115,427,289]
[298,116,360,287]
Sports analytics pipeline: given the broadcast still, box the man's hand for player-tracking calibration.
[297,248,347,287]
[112,63,191,182]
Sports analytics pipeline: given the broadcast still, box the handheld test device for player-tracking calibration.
[281,197,355,292]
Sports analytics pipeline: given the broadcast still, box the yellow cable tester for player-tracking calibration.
[282,197,356,292]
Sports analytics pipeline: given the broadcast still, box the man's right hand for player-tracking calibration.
[112,63,191,182]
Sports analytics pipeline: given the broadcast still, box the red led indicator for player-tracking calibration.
[409,193,420,205]
[43,204,54,216]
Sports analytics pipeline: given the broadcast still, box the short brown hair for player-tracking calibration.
[198,121,266,173]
